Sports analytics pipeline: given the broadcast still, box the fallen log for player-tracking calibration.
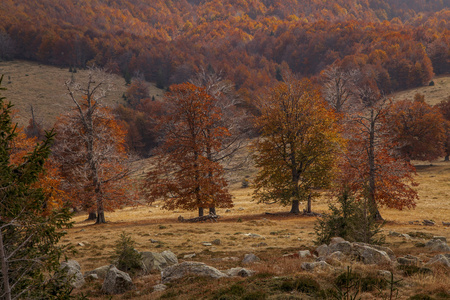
[178,214,220,223]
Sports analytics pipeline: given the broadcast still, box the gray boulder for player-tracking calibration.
[242,253,260,264]
[329,241,352,256]
[102,265,135,295]
[153,284,167,292]
[161,262,227,283]
[60,260,85,289]
[141,251,178,273]
[301,261,332,271]
[425,239,450,252]
[316,244,329,257]
[226,267,255,277]
[84,265,111,280]
[330,237,346,244]
[397,255,421,266]
[352,244,392,265]
[425,254,450,268]
[298,250,312,258]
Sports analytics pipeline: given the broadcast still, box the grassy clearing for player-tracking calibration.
[391,75,450,105]
[2,61,450,299]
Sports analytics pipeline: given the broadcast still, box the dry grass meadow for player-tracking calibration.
[1,61,450,299]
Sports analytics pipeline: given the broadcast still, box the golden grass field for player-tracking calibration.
[1,61,450,299]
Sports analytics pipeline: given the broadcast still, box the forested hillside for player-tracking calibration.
[0,0,448,97]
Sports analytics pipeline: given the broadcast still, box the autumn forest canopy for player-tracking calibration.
[0,0,449,95]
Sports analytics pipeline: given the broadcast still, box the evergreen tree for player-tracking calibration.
[0,76,73,299]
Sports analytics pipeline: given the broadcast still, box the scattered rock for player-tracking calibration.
[161,250,178,265]
[153,284,167,292]
[423,220,435,226]
[211,239,221,245]
[225,267,255,277]
[243,233,264,239]
[316,244,329,257]
[238,208,244,211]
[329,241,352,256]
[301,261,332,271]
[242,253,261,264]
[184,253,196,259]
[378,270,392,279]
[327,251,344,261]
[330,237,346,244]
[102,265,135,295]
[60,260,85,289]
[432,236,447,243]
[443,222,450,227]
[352,244,392,265]
[225,209,231,213]
[425,239,450,252]
[397,255,421,266]
[389,231,411,239]
[253,242,268,247]
[298,250,312,258]
[202,242,212,246]
[84,265,111,280]
[77,242,85,247]
[85,274,98,281]
[150,239,160,243]
[283,253,299,259]
[425,254,450,268]
[141,251,175,273]
[161,262,227,283]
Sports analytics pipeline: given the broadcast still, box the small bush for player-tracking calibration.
[315,188,384,245]
[279,277,320,295]
[111,232,142,275]
[398,265,432,276]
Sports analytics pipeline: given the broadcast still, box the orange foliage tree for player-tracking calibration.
[143,83,233,217]
[340,82,418,220]
[53,70,134,224]
[386,94,446,162]
[252,78,343,214]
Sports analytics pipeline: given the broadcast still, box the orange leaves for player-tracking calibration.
[386,95,446,162]
[253,78,343,212]
[143,83,232,214]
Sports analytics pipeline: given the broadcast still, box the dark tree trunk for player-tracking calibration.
[209,207,216,215]
[290,200,300,214]
[96,212,106,224]
[87,212,97,221]
[445,155,449,161]
[198,207,204,217]
[306,194,312,214]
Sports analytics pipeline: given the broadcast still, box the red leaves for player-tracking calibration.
[143,83,232,214]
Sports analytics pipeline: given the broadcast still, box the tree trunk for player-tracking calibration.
[209,207,216,215]
[96,212,106,224]
[306,194,312,214]
[445,155,449,161]
[87,212,97,221]
[198,207,204,217]
[0,229,12,300]
[290,200,300,214]
[368,109,383,221]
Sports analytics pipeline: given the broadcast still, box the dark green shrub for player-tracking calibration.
[315,187,384,245]
[111,232,142,275]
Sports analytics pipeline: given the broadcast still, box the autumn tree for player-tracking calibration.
[386,94,446,162]
[253,78,342,214]
[190,68,251,214]
[143,83,233,217]
[0,76,73,299]
[341,80,418,220]
[53,69,134,224]
[437,97,450,161]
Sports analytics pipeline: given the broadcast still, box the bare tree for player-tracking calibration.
[321,64,359,113]
[53,69,135,224]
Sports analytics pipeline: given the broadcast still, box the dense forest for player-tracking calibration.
[0,0,449,155]
[0,0,448,93]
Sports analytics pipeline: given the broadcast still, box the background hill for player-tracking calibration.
[0,0,448,101]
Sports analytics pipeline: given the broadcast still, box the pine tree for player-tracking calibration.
[0,76,73,299]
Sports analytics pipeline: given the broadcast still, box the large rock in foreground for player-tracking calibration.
[102,265,135,295]
[60,260,85,289]
[141,250,178,273]
[161,262,227,283]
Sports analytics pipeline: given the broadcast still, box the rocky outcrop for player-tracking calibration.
[425,254,450,268]
[161,261,227,283]
[141,250,178,273]
[425,238,450,252]
[242,253,260,264]
[60,260,85,289]
[84,265,111,280]
[102,265,135,295]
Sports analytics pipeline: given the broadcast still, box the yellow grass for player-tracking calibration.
[391,75,450,105]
